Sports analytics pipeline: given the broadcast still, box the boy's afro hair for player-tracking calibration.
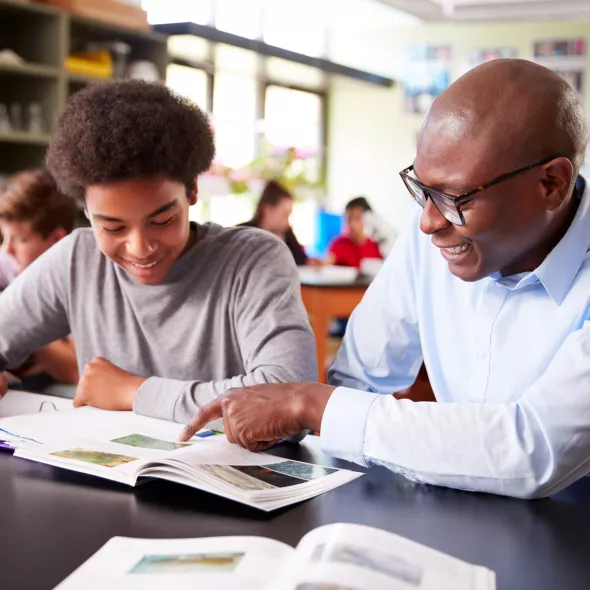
[46,79,215,200]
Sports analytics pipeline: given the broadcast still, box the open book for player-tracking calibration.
[55,523,495,590]
[0,408,361,511]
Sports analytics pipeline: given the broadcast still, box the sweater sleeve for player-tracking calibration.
[0,235,73,372]
[134,237,317,423]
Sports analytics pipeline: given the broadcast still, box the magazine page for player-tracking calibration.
[13,432,199,485]
[11,419,290,485]
[8,409,207,484]
[0,407,185,448]
[0,389,73,418]
[148,436,363,510]
[4,409,363,509]
[273,523,495,590]
[55,536,294,590]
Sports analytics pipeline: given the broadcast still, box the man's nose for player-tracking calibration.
[419,199,452,235]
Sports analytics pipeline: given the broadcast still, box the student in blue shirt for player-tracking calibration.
[180,59,590,500]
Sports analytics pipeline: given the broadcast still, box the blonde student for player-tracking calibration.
[0,170,79,388]
[0,81,317,422]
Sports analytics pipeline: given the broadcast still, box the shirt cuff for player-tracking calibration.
[133,376,185,422]
[320,386,380,467]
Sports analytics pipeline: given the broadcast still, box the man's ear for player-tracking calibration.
[188,178,199,207]
[542,157,574,212]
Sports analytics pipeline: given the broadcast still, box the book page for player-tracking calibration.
[273,524,495,590]
[14,435,190,484]
[0,407,186,447]
[55,536,294,590]
[152,437,363,509]
[7,409,200,484]
[0,389,73,418]
[4,409,363,510]
[8,414,280,483]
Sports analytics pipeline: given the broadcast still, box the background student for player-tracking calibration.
[327,197,383,269]
[240,180,311,266]
[0,170,79,389]
[354,196,399,257]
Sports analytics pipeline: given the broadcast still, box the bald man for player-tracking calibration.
[180,60,590,499]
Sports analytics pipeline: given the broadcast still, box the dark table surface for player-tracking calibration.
[1,436,589,590]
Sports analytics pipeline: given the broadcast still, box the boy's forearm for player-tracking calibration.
[33,339,79,385]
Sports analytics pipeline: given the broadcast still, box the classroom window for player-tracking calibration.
[166,64,209,111]
[212,72,257,168]
[144,0,328,240]
[265,85,322,151]
[264,85,323,183]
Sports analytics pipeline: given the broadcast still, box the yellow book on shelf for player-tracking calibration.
[65,51,113,78]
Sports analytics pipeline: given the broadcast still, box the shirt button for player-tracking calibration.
[478,351,488,359]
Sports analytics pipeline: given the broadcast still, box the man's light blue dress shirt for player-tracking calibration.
[323,181,590,498]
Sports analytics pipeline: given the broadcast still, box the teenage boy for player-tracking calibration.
[0,81,317,423]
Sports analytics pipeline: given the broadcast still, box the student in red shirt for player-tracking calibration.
[327,197,383,268]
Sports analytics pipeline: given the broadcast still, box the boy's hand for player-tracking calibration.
[74,357,146,411]
[0,373,7,400]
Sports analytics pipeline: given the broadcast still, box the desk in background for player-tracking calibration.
[2,435,590,590]
[300,274,371,382]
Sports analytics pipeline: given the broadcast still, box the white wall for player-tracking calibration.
[327,25,418,232]
[326,19,590,232]
[326,75,417,232]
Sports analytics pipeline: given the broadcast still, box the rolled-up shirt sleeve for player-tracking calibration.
[321,320,590,499]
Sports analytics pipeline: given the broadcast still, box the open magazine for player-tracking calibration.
[0,408,362,511]
[55,523,495,590]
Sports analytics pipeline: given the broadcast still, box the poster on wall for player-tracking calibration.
[460,47,518,77]
[534,39,589,179]
[402,45,452,115]
[533,38,586,99]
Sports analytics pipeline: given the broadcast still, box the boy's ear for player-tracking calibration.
[48,227,68,245]
[188,178,199,207]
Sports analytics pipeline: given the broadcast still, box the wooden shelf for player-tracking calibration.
[0,61,60,79]
[0,0,61,17]
[0,0,169,174]
[70,13,167,44]
[67,72,111,85]
[0,132,51,146]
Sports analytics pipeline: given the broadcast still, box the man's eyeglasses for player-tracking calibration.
[399,156,559,226]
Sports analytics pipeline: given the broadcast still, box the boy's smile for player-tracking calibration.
[85,176,198,285]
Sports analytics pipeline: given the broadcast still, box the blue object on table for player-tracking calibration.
[0,427,42,445]
[310,209,343,258]
[195,430,221,439]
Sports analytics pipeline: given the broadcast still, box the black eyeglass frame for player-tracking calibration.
[399,155,561,226]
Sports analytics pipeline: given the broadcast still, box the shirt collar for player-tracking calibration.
[491,176,590,305]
